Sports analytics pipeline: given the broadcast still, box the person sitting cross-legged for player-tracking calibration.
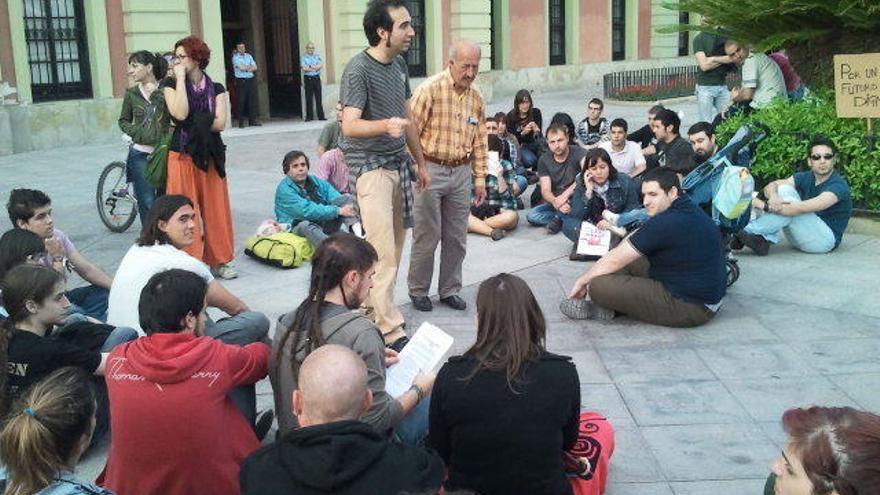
[274,150,362,247]
[561,168,726,328]
[468,135,521,241]
[99,269,270,495]
[106,194,270,426]
[7,188,113,321]
[271,233,435,446]
[242,344,444,495]
[526,123,587,234]
[734,135,852,255]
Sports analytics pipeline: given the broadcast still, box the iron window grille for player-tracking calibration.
[548,0,565,65]
[24,0,92,102]
[678,11,690,57]
[403,0,427,77]
[612,0,626,61]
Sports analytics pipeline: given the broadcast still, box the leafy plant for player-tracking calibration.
[716,90,880,210]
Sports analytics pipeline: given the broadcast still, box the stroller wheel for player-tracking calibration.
[726,258,740,287]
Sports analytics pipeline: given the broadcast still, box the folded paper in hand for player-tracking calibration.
[385,322,454,397]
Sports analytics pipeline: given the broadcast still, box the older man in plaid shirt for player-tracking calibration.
[407,39,488,312]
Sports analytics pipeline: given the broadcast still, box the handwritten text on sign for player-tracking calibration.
[834,53,880,118]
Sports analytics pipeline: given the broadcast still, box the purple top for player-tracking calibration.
[314,148,350,194]
[768,51,801,92]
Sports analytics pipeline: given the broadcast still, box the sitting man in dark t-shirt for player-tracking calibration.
[526,123,587,234]
[651,108,696,176]
[733,135,852,255]
[561,168,726,328]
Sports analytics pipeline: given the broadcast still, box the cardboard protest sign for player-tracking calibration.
[834,53,880,118]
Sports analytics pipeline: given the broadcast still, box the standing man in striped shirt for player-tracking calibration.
[407,39,488,312]
[339,0,430,351]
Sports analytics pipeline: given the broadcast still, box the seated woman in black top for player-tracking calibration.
[505,89,544,171]
[429,273,581,495]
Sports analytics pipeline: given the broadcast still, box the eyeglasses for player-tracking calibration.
[810,153,835,161]
[172,54,189,62]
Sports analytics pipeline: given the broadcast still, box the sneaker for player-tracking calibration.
[735,231,770,256]
[254,409,275,441]
[607,224,627,238]
[213,263,239,280]
[546,216,563,235]
[602,209,620,226]
[490,228,505,241]
[559,298,615,321]
[351,221,366,239]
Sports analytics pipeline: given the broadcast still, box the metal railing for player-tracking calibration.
[604,65,740,101]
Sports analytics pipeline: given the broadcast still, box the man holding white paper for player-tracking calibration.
[270,233,435,445]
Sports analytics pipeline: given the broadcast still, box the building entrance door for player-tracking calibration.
[262,0,301,117]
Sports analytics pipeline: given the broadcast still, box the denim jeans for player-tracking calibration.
[395,394,430,446]
[205,311,271,426]
[617,208,650,229]
[526,203,561,226]
[695,84,730,123]
[514,175,528,197]
[291,194,358,248]
[126,147,158,225]
[66,285,109,322]
[520,141,541,170]
[744,185,836,253]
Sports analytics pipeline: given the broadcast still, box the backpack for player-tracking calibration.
[244,232,314,269]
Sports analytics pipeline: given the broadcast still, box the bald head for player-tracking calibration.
[448,39,481,90]
[294,345,371,427]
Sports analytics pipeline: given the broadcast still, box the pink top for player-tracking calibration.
[768,51,802,93]
[314,147,350,193]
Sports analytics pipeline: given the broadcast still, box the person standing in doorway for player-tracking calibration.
[407,39,487,313]
[232,41,260,128]
[300,42,326,121]
[339,0,430,351]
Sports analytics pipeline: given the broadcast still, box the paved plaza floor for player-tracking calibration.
[1,91,878,494]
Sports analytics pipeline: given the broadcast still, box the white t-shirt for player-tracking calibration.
[598,140,646,175]
[107,244,214,334]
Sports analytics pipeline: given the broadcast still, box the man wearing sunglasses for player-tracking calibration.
[733,135,852,255]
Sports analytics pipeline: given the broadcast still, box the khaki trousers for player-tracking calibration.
[590,257,715,328]
[357,168,406,343]
[407,162,472,298]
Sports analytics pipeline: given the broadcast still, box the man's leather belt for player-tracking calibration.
[424,154,470,167]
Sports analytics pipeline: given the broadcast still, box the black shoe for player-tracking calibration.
[440,295,467,310]
[546,216,563,235]
[729,234,745,250]
[238,120,245,129]
[249,121,262,127]
[387,336,409,352]
[516,198,525,210]
[410,294,433,312]
[735,231,770,256]
[490,228,505,241]
[254,409,274,441]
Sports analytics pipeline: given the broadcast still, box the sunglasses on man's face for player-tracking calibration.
[810,153,835,161]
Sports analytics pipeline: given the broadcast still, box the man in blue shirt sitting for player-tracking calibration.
[300,42,326,121]
[561,168,726,328]
[231,41,261,128]
[733,135,852,255]
[274,150,361,248]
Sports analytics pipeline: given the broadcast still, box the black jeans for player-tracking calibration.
[236,77,258,123]
[303,74,324,120]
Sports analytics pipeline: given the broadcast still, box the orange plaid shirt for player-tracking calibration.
[410,68,488,187]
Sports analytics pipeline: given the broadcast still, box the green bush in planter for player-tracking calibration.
[715,91,880,210]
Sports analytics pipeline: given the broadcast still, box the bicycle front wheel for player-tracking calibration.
[96,161,138,233]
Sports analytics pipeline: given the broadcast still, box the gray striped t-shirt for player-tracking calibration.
[339,50,412,168]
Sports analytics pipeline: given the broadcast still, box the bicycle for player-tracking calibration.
[96,160,138,233]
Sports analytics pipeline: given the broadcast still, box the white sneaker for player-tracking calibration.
[607,224,627,238]
[351,222,366,239]
[602,210,620,226]
[213,263,238,280]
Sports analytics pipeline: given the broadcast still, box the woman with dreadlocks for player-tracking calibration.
[269,233,435,445]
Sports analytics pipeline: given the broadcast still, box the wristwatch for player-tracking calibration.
[408,383,425,402]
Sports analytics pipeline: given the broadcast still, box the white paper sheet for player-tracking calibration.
[576,221,611,257]
[385,322,454,398]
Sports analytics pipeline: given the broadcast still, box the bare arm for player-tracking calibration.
[539,176,557,204]
[211,93,227,133]
[341,106,393,139]
[695,51,733,72]
[316,144,327,157]
[67,250,112,289]
[778,192,840,216]
[569,240,642,298]
[206,280,249,316]
[404,102,425,169]
[163,67,189,121]
[95,352,109,375]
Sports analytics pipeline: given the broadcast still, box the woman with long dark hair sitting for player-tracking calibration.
[429,273,581,494]
[0,367,111,495]
[505,89,544,171]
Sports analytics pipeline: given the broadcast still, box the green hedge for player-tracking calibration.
[715,91,880,210]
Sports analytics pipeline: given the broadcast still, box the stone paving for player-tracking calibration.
[1,90,878,494]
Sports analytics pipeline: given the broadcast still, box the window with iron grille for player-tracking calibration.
[402,0,426,77]
[548,0,565,65]
[612,0,626,61]
[490,0,499,70]
[678,11,690,57]
[23,0,92,102]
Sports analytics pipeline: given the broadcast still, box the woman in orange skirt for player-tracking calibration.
[163,36,237,279]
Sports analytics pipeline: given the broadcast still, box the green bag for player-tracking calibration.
[244,232,315,269]
[145,130,172,188]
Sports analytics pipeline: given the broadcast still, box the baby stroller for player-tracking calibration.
[680,122,770,287]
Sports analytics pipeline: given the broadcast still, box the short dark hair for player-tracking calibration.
[282,150,310,174]
[642,167,681,195]
[138,269,208,335]
[609,118,628,133]
[809,134,837,156]
[687,121,715,138]
[363,0,406,47]
[493,111,506,123]
[654,108,680,135]
[582,148,618,181]
[138,195,194,247]
[7,189,51,227]
[0,229,46,281]
[488,134,503,153]
[545,122,569,140]
[648,104,665,116]
[588,97,604,110]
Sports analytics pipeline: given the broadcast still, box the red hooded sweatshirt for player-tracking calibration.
[97,333,269,495]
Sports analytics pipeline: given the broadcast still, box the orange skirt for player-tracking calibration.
[165,151,234,267]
